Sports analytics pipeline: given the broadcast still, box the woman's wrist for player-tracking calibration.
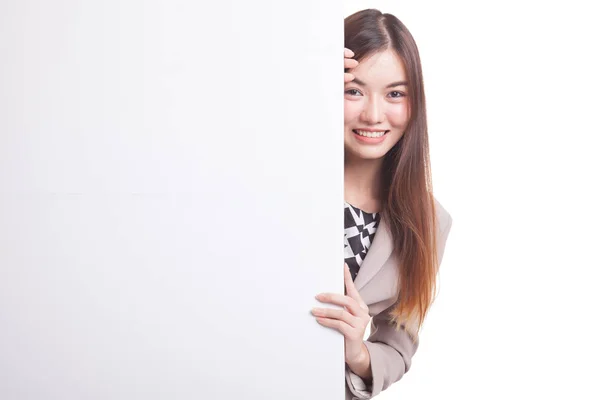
[347,342,372,381]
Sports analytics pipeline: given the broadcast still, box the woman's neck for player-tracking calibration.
[344,156,383,213]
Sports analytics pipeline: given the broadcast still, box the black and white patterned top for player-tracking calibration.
[344,201,380,281]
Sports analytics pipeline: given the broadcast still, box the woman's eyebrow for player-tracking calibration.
[386,81,407,88]
[350,78,408,88]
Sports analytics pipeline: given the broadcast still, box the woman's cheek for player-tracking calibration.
[344,101,362,123]
[386,104,409,127]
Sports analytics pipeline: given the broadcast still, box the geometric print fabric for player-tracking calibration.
[344,201,380,282]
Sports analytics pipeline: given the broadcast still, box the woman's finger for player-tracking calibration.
[344,58,359,69]
[344,47,358,84]
[316,292,365,317]
[315,316,355,339]
[343,264,365,307]
[344,263,362,303]
[311,306,360,328]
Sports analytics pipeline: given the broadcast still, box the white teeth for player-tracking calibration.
[355,130,386,138]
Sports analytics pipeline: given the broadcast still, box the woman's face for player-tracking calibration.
[344,48,410,161]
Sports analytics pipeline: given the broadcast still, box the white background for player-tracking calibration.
[1,1,599,399]
[0,1,346,399]
[345,1,600,399]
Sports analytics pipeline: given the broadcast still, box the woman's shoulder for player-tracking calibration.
[433,196,452,233]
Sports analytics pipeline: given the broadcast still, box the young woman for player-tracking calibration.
[310,9,453,400]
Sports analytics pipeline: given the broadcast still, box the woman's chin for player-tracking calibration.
[344,146,389,161]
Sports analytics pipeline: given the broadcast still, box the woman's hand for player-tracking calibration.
[312,263,371,368]
[344,48,359,83]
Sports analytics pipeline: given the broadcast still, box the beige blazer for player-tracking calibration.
[345,198,453,400]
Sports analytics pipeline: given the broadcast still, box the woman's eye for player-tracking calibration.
[345,89,361,96]
[389,91,406,98]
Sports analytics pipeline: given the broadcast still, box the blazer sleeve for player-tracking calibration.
[345,214,453,399]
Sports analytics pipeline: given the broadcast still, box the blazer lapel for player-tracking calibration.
[353,217,394,291]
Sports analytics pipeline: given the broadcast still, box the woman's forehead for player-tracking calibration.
[351,50,407,85]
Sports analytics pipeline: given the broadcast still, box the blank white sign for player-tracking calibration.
[0,1,344,399]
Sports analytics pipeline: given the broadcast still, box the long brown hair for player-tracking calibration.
[345,9,439,339]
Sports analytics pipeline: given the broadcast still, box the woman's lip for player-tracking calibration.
[352,129,389,134]
[353,129,388,132]
[352,130,389,144]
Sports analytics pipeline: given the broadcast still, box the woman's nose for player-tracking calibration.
[360,97,384,124]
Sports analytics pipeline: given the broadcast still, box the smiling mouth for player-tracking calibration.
[352,129,389,138]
